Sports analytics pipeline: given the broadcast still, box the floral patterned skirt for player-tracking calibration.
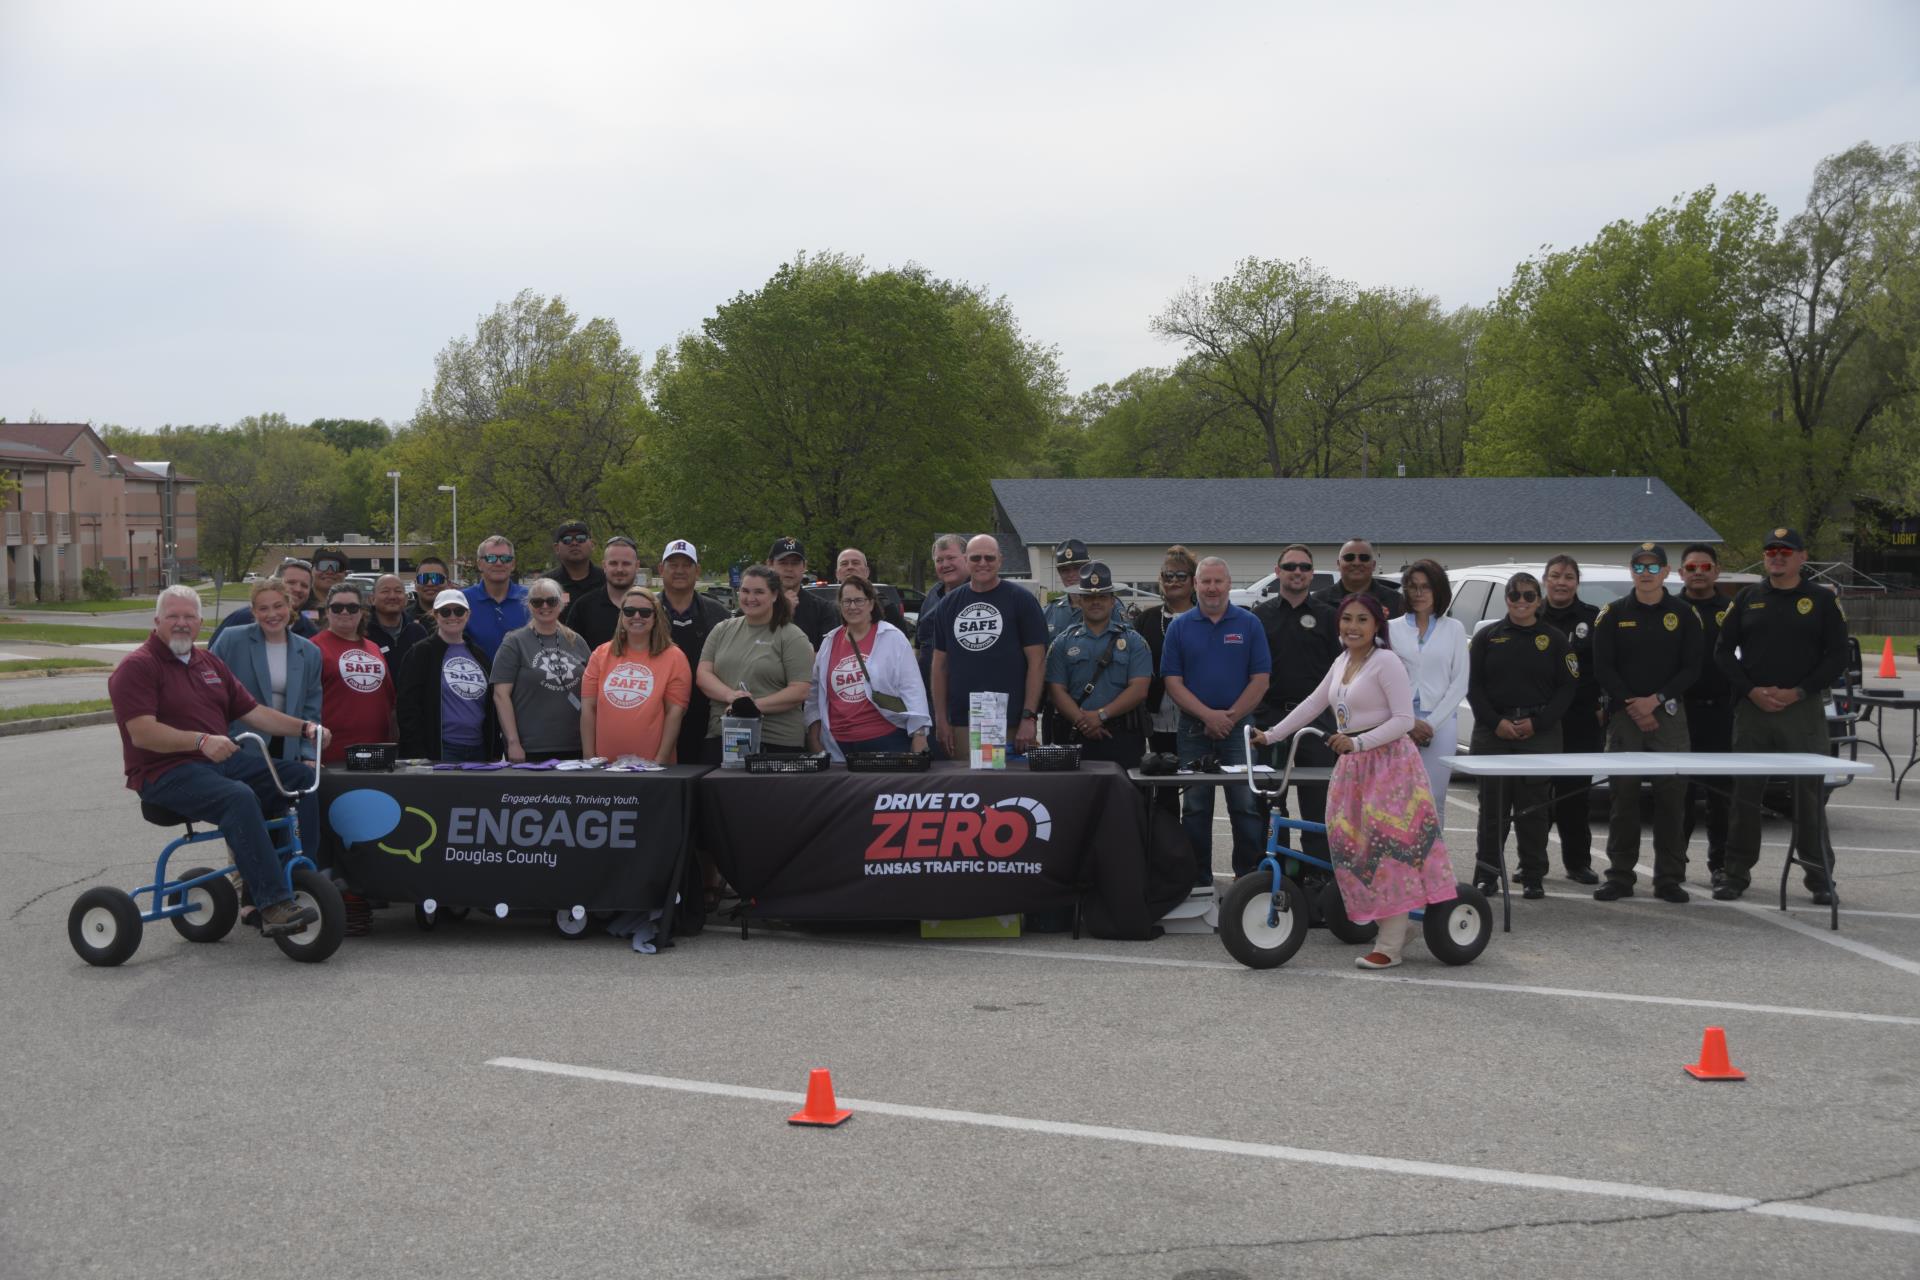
[1324,735,1456,923]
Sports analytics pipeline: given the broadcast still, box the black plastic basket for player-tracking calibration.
[1025,745,1082,772]
[845,750,934,773]
[744,751,833,775]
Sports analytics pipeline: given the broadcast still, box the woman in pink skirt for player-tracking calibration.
[1254,593,1454,969]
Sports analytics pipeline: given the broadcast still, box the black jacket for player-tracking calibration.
[397,632,499,760]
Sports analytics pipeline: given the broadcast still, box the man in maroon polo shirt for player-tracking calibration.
[110,585,333,936]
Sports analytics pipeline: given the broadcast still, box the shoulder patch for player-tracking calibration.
[1596,603,1610,621]
[1566,654,1579,678]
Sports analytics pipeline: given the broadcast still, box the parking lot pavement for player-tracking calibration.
[3,724,1916,1279]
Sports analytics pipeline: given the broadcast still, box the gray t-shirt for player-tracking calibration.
[701,617,814,748]
[491,626,592,755]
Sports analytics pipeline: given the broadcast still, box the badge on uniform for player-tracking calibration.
[1116,638,1127,650]
[1575,621,1589,639]
[1300,615,1316,629]
[1067,646,1081,657]
[1663,611,1678,631]
[1797,597,1813,616]
[1717,607,1731,625]
[1535,633,1549,651]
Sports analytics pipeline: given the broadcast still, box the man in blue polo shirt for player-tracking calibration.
[461,533,530,657]
[1162,556,1272,883]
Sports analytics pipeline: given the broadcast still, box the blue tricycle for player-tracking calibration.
[1217,726,1493,969]
[67,731,344,966]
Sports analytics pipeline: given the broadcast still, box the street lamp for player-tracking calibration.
[386,471,401,573]
[437,484,459,582]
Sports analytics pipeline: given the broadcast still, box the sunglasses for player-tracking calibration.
[315,563,345,574]
[435,606,469,619]
[1277,562,1312,573]
[1507,590,1539,602]
[280,557,313,571]
[415,572,447,586]
[480,553,514,565]
[1630,563,1664,575]
[1341,552,1373,563]
[529,596,562,608]
[967,555,999,563]
[1160,570,1191,582]
[620,605,656,619]
[327,602,362,614]
[1681,561,1715,573]
[1762,546,1796,556]
[557,533,589,545]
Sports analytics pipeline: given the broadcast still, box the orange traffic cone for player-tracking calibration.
[1684,1027,1747,1081]
[1878,637,1897,680]
[787,1068,853,1126]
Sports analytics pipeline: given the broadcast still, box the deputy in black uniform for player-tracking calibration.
[1313,538,1405,619]
[1591,543,1704,903]
[1132,545,1198,816]
[1466,572,1577,898]
[1252,544,1341,863]
[768,536,839,650]
[1540,554,1602,884]
[1677,543,1734,883]
[1714,527,1849,904]
[1042,562,1152,766]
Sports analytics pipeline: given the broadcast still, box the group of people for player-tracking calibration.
[109,517,1850,962]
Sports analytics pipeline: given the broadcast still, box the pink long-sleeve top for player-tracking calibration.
[1261,647,1416,752]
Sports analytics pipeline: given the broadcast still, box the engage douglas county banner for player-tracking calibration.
[319,766,704,914]
[697,761,1158,928]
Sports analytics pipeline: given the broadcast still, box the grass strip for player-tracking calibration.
[0,658,111,673]
[0,699,113,724]
[0,621,154,645]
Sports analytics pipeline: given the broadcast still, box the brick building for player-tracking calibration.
[0,423,200,604]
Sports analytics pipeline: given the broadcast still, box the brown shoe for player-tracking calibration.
[258,899,317,937]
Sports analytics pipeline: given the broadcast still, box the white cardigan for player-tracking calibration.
[1387,613,1470,726]
[804,621,933,760]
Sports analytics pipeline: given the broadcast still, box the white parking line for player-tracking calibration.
[487,1057,1920,1237]
[761,934,1920,1027]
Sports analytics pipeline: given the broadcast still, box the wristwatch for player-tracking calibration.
[1096,708,1108,723]
[1021,708,1037,720]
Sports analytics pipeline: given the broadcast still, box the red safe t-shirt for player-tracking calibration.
[313,631,396,763]
[824,627,896,745]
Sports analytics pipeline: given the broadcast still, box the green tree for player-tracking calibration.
[1469,188,1776,529]
[400,291,651,561]
[1755,142,1920,547]
[640,253,1059,579]
[307,418,391,454]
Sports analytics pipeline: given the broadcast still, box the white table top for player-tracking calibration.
[1440,751,1873,778]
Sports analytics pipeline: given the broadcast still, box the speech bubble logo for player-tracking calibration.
[329,790,403,845]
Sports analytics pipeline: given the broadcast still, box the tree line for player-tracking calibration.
[99,141,1917,583]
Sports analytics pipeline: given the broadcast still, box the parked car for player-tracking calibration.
[803,581,910,624]
[1229,571,1364,608]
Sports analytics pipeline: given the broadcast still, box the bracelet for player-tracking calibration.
[196,733,207,753]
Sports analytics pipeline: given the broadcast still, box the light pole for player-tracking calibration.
[437,484,459,582]
[386,471,401,573]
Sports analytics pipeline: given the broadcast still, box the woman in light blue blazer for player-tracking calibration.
[209,577,324,766]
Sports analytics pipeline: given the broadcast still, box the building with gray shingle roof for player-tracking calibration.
[990,477,1720,591]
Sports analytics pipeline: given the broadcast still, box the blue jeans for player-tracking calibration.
[141,751,318,909]
[441,739,487,763]
[1178,713,1266,880]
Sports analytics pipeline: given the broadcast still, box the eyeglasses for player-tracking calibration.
[1159,570,1191,582]
[1506,590,1539,602]
[557,533,589,545]
[1681,561,1715,573]
[480,553,514,565]
[1762,546,1796,556]
[1277,562,1312,573]
[1340,552,1373,563]
[435,607,469,619]
[529,596,562,608]
[1630,563,1663,575]
[1404,580,1431,593]
[967,555,999,563]
[620,605,656,619]
[840,596,871,607]
[327,602,362,614]
[415,572,447,585]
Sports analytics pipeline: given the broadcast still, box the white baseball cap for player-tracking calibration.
[662,538,698,563]
[432,588,469,611]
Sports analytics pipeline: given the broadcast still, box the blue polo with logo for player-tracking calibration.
[1160,604,1272,711]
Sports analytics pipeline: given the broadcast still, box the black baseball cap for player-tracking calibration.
[1629,542,1668,567]
[769,536,805,561]
[1762,526,1806,551]
[554,519,590,541]
[1054,538,1090,569]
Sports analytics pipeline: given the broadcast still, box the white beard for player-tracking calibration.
[167,635,194,658]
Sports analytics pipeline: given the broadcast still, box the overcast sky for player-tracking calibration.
[3,0,1915,432]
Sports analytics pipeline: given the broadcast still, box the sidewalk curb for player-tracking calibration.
[0,711,116,738]
[0,667,108,682]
